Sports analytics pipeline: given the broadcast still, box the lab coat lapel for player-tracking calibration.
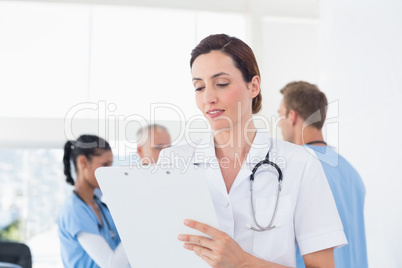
[192,130,272,196]
[230,129,272,192]
[193,133,228,197]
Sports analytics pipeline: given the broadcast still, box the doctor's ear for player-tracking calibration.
[248,76,261,98]
[137,146,144,159]
[288,110,298,126]
[76,155,89,170]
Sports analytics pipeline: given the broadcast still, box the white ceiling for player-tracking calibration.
[5,0,319,18]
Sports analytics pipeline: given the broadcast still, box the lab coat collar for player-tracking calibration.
[192,129,272,193]
[245,129,272,165]
[231,129,272,191]
[192,132,216,164]
[192,129,272,165]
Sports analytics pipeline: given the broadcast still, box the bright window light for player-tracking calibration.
[89,6,198,120]
[196,11,246,43]
[0,2,246,120]
[0,2,90,118]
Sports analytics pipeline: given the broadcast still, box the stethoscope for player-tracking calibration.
[73,191,117,240]
[247,151,284,232]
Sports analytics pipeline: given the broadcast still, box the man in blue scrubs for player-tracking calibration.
[278,81,368,268]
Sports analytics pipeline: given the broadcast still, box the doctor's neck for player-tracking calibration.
[74,177,96,204]
[213,121,257,157]
[299,125,326,146]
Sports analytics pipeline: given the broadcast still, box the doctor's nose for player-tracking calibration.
[203,86,217,105]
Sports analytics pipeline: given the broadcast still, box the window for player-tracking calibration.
[0,149,67,241]
[0,2,247,266]
[0,2,90,118]
[0,2,246,120]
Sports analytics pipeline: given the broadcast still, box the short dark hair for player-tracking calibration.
[190,34,262,114]
[280,81,328,130]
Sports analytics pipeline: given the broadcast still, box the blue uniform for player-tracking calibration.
[296,145,368,268]
[57,193,121,268]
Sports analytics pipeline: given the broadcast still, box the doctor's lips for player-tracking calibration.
[206,109,225,118]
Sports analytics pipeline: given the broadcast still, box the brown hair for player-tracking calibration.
[190,34,262,114]
[280,81,328,130]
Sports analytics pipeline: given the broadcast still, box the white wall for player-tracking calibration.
[319,1,402,267]
[260,17,319,139]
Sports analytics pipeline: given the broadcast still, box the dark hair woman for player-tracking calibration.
[58,135,130,268]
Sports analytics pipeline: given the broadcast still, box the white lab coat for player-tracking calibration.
[159,129,347,267]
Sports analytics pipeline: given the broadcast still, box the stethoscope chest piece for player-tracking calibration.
[109,229,117,240]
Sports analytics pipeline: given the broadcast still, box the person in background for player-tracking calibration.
[136,124,171,164]
[58,134,130,268]
[278,81,368,268]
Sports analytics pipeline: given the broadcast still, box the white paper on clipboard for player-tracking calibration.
[95,164,218,268]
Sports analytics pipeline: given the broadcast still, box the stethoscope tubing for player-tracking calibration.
[73,190,116,240]
[95,197,117,240]
[249,151,283,232]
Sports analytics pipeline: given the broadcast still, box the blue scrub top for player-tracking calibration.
[57,193,121,268]
[296,145,368,268]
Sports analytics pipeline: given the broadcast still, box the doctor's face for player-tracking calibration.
[83,150,113,189]
[138,128,171,164]
[191,51,257,131]
[278,100,294,143]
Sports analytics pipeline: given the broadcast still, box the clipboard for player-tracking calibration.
[95,164,218,268]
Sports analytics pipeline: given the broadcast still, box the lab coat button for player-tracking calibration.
[224,202,230,208]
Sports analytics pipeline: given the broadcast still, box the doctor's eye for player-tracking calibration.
[195,87,205,92]
[217,83,229,87]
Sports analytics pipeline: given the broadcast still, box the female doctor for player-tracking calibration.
[57,134,130,267]
[159,34,347,267]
